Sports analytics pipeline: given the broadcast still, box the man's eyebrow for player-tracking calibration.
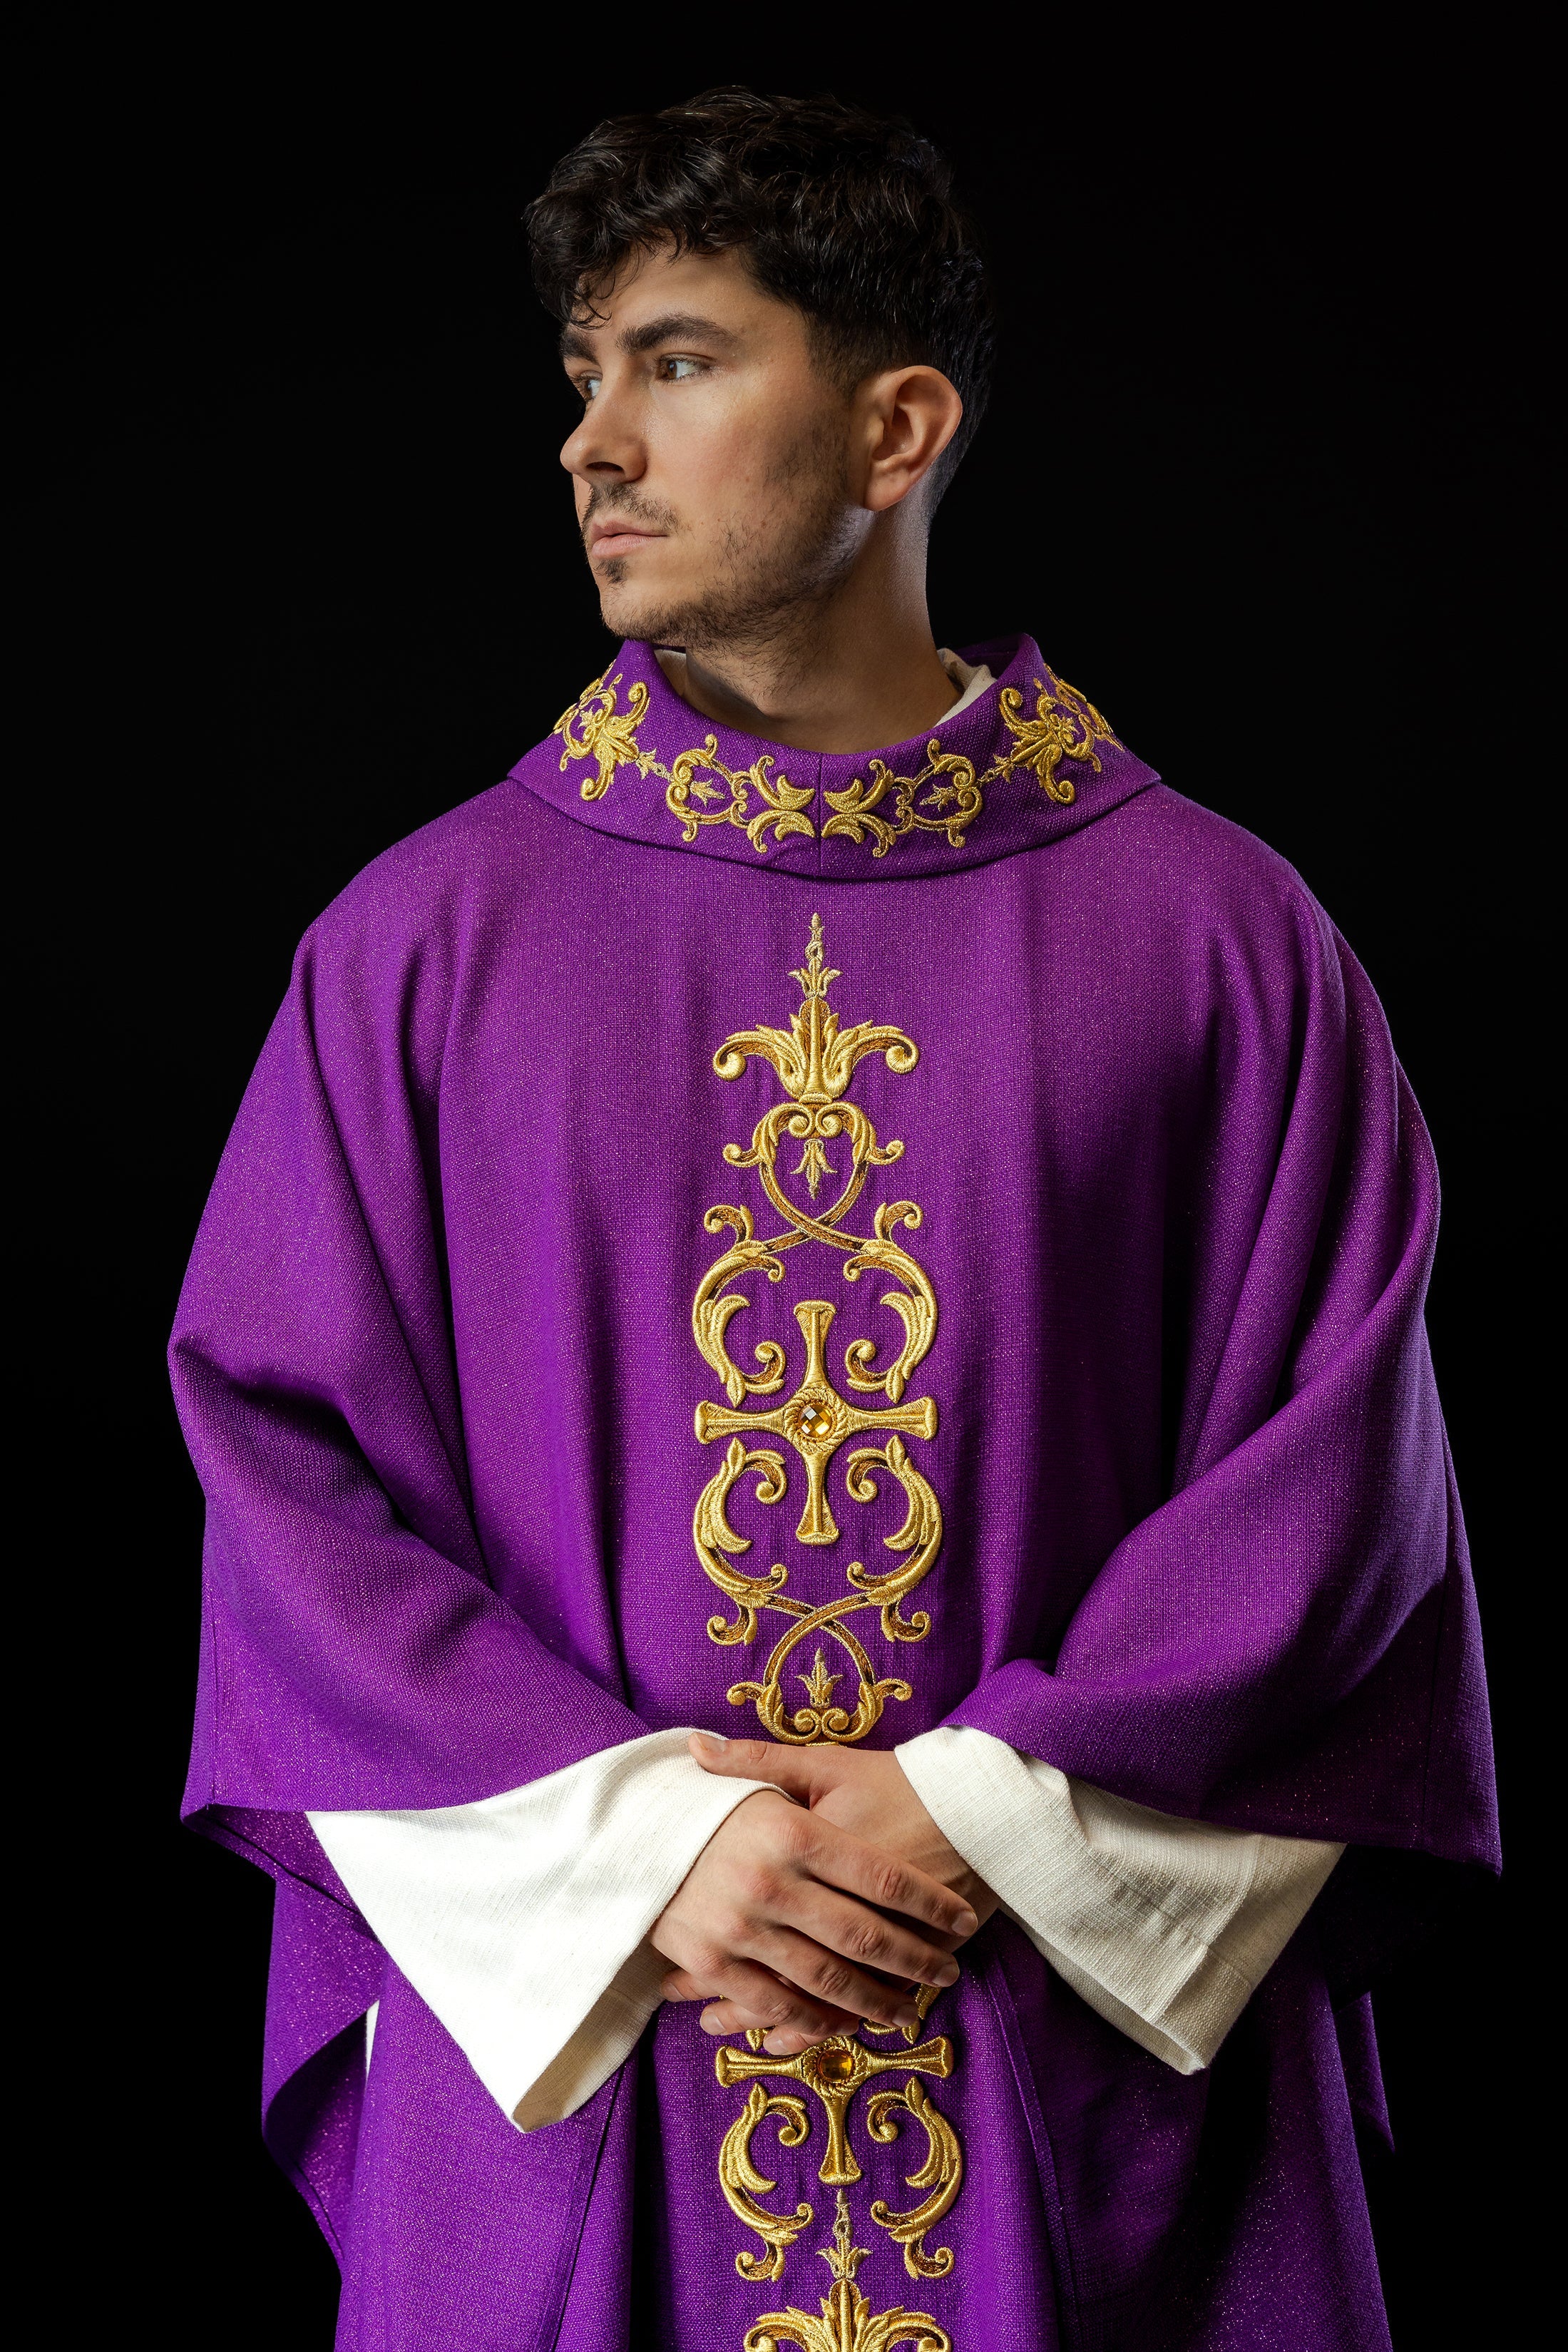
[559,312,740,367]
[619,312,737,355]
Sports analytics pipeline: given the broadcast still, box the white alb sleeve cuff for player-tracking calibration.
[308,1728,773,2130]
[896,1725,1342,2074]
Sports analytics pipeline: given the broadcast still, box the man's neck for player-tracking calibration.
[656,556,958,755]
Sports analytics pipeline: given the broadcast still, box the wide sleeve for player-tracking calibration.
[950,913,1496,1871]
[308,1731,774,2129]
[898,1726,1339,2071]
[171,914,646,1893]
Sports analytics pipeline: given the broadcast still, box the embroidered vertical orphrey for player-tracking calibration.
[696,921,965,2344]
[691,916,943,1743]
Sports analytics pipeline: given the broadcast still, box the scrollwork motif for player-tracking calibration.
[822,743,984,855]
[550,673,815,849]
[697,936,968,2343]
[743,2192,951,2352]
[866,2080,963,2281]
[552,660,1119,854]
[550,673,656,802]
[715,2016,953,2193]
[719,2084,815,2282]
[666,738,817,850]
[690,916,941,1745]
[816,664,1121,851]
[995,672,1122,804]
[716,1995,963,2328]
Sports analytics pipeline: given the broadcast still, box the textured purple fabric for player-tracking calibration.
[173,633,1496,2348]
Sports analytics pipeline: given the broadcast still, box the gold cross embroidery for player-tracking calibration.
[715,2027,953,2189]
[690,919,943,1746]
[695,1299,936,1548]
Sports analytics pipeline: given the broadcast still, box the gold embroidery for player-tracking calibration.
[666,738,817,852]
[716,2018,953,2192]
[551,673,655,802]
[995,672,1122,805]
[552,673,815,849]
[717,1993,965,2311]
[692,917,941,1744]
[821,743,983,856]
[743,2191,952,2352]
[553,660,1117,853]
[864,2080,963,2281]
[719,2085,815,2281]
[700,934,966,2342]
[820,665,1119,852]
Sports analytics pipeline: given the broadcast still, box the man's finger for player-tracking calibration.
[698,1999,853,2054]
[752,1926,927,2030]
[691,1957,851,2044]
[788,1810,978,1941]
[660,1968,711,2003]
[781,1878,962,1993]
[690,1729,834,1801]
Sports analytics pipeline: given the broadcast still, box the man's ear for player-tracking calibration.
[860,365,964,513]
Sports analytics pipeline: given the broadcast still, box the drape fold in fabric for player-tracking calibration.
[313,1723,1340,2129]
[310,1730,772,2126]
[172,632,1495,2349]
[900,1726,1341,2072]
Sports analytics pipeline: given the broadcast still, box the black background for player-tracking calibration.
[20,17,1544,2347]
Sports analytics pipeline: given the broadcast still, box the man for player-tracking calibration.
[172,89,1497,2351]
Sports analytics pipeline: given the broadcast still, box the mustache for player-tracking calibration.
[580,484,679,543]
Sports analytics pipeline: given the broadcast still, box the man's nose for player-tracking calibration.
[561,385,645,484]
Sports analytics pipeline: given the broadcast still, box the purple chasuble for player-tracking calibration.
[173,634,1497,2351]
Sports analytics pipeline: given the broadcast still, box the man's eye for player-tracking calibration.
[660,356,704,382]
[579,374,602,403]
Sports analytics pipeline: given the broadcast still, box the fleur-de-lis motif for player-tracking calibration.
[714,915,918,1124]
[551,673,656,801]
[690,919,941,1745]
[741,2190,952,2352]
[697,923,966,2346]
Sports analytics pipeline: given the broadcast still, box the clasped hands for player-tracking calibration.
[650,1733,998,2058]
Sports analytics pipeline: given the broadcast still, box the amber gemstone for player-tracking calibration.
[814,2045,859,2082]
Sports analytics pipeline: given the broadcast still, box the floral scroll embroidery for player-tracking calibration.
[995,670,1121,804]
[553,672,814,850]
[714,1988,964,2344]
[551,673,655,801]
[691,915,940,1745]
[665,737,816,852]
[821,666,1120,856]
[699,926,967,2348]
[553,661,1118,856]
[821,742,984,856]
[717,1991,962,2286]
[740,2190,952,2352]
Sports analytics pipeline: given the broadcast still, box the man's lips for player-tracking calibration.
[588,521,665,559]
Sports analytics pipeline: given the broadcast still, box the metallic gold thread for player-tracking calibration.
[742,2189,953,2352]
[552,663,1117,851]
[691,918,941,1744]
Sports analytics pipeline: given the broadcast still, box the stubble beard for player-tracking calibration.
[585,414,860,673]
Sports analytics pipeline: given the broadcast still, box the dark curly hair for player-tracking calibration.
[526,87,993,497]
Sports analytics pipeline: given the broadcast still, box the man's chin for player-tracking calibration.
[597,579,692,648]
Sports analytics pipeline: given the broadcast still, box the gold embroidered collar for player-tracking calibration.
[510,634,1158,876]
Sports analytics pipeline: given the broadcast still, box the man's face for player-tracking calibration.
[558,243,864,648]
